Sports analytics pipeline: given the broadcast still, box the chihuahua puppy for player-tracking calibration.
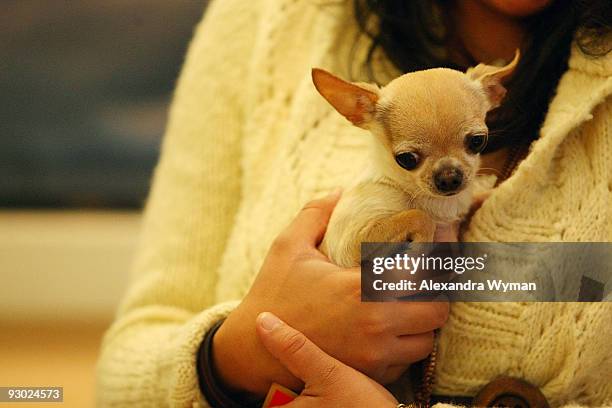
[314,52,519,267]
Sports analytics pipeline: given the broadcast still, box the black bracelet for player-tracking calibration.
[196,318,261,408]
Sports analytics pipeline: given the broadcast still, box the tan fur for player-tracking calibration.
[313,54,518,267]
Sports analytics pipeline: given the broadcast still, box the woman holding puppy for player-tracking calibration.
[97,0,611,407]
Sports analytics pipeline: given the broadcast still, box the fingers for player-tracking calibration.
[379,364,411,384]
[360,300,448,336]
[281,189,342,249]
[390,301,449,334]
[338,272,449,334]
[393,331,435,363]
[368,333,434,385]
[256,312,345,386]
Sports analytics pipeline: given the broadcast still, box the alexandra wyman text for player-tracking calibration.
[372,279,537,292]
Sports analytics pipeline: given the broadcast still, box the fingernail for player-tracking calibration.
[258,312,282,331]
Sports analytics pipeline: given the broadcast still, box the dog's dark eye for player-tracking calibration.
[465,133,488,154]
[395,152,420,170]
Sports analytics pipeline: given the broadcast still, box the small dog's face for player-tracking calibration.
[312,52,518,197]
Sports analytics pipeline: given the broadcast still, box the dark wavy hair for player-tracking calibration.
[353,0,611,152]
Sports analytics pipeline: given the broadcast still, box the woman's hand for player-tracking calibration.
[255,312,399,408]
[212,191,449,397]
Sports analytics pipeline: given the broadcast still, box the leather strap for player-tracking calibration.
[197,318,262,408]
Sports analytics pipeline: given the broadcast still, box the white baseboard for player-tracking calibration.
[0,210,141,324]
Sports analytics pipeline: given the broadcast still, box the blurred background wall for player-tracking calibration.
[0,1,207,406]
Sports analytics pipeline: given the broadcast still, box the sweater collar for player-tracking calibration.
[498,44,612,189]
[568,41,612,77]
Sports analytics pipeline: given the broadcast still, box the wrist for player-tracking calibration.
[213,309,303,397]
[197,319,247,407]
[212,317,268,397]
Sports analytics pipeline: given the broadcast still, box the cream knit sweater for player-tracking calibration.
[97,0,612,407]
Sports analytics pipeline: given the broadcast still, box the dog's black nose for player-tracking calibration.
[434,166,464,194]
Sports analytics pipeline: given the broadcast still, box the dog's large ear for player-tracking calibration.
[467,49,520,110]
[312,68,379,127]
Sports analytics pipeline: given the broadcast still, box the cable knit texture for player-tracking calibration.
[97,0,612,406]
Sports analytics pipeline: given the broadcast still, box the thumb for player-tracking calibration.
[256,312,344,387]
[283,189,342,248]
